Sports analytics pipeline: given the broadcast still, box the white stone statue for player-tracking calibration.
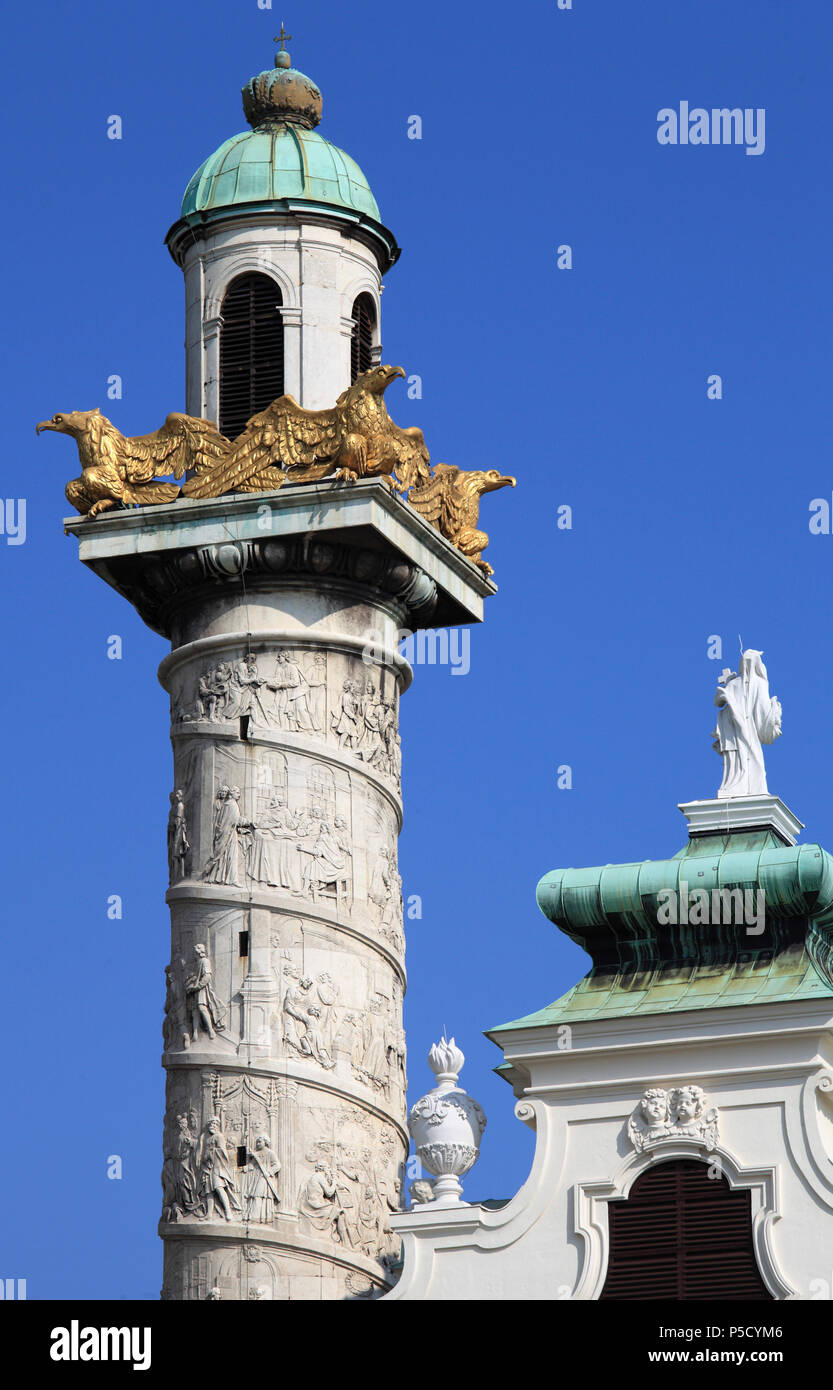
[711,649,782,798]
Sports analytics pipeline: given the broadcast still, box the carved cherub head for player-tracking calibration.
[641,1088,670,1126]
[671,1085,705,1123]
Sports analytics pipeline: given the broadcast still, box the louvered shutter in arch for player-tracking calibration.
[600,1159,772,1300]
[351,293,376,383]
[219,273,284,441]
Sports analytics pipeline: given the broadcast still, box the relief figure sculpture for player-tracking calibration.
[163,959,189,1052]
[282,976,335,1068]
[167,789,190,883]
[243,1135,281,1225]
[331,679,360,749]
[302,816,352,905]
[202,785,243,886]
[243,798,303,894]
[161,1113,200,1222]
[185,944,226,1043]
[227,655,269,724]
[306,654,327,732]
[299,1163,341,1237]
[271,651,315,732]
[198,1118,242,1222]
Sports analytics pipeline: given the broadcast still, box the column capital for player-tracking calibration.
[65,480,494,639]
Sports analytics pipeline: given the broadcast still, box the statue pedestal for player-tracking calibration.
[678,796,804,846]
[65,480,494,1301]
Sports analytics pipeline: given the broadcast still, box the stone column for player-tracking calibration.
[65,480,492,1301]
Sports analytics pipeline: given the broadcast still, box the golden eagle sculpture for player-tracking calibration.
[408,464,516,577]
[182,364,430,499]
[39,376,513,574]
[37,408,228,519]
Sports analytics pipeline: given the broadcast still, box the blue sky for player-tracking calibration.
[4,0,833,1297]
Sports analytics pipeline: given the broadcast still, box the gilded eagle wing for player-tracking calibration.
[120,479,181,506]
[123,413,230,484]
[391,430,431,491]
[407,465,460,533]
[182,397,345,499]
[277,399,344,468]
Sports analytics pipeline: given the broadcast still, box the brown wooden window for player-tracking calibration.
[600,1159,772,1300]
[350,293,376,382]
[219,273,284,440]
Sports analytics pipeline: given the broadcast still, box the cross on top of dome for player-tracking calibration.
[273,23,293,69]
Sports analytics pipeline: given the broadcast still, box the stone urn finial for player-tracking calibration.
[408,1034,486,1207]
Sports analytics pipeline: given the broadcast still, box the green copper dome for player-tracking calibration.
[179,45,381,222]
[181,124,381,220]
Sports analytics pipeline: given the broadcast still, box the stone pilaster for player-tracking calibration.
[65,480,493,1301]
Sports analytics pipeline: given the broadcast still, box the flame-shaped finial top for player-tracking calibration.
[428,1035,465,1086]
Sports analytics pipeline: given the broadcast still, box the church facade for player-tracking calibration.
[389,677,833,1299]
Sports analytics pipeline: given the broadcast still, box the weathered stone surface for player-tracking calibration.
[66,486,490,1299]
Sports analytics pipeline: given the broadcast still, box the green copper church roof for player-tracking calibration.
[489,829,833,1035]
[177,45,385,229]
[181,124,381,221]
[168,46,399,270]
